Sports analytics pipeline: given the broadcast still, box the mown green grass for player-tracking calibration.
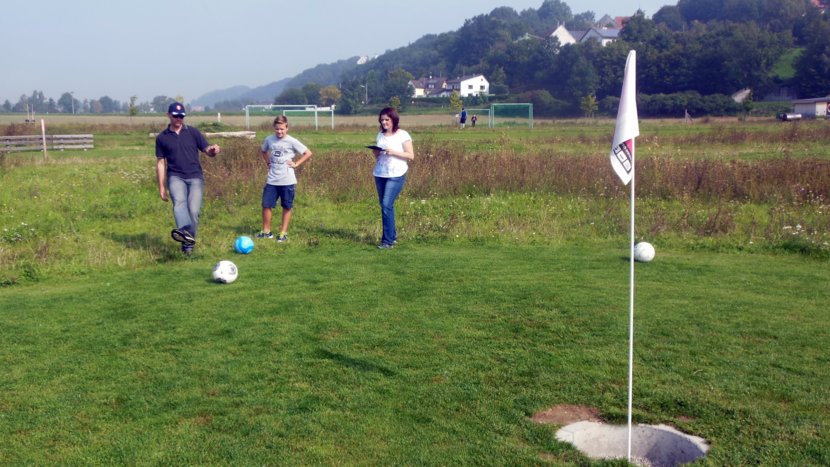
[2,119,827,277]
[0,244,827,464]
[1,117,829,464]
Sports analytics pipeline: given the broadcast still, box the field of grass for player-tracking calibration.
[1,115,828,464]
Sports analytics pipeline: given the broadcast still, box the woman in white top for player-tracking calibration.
[371,107,414,249]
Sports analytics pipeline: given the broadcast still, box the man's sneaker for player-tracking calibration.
[276,233,288,243]
[171,228,196,246]
[377,243,394,249]
[182,245,194,257]
[256,231,274,239]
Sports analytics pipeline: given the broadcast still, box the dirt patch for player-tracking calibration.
[531,404,602,425]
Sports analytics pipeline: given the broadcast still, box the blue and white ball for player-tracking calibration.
[212,260,239,284]
[234,235,254,254]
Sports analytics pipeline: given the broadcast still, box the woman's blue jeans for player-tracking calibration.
[167,175,204,238]
[374,174,406,245]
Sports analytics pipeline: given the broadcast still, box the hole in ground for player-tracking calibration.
[555,421,709,467]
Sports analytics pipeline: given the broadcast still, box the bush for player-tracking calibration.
[512,90,571,117]
[196,121,236,133]
[599,95,620,116]
[638,92,742,117]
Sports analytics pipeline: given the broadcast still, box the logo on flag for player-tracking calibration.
[612,140,633,174]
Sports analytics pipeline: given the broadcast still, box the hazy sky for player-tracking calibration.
[1,0,669,104]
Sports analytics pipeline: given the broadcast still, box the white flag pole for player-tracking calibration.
[627,138,635,461]
[607,50,639,461]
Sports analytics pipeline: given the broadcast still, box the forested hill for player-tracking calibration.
[197,58,360,110]
[209,0,830,117]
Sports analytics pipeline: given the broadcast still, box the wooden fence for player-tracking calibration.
[0,134,94,153]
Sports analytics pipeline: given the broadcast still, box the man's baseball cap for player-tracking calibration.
[168,102,186,117]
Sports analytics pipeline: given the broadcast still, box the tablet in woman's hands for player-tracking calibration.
[366,145,384,151]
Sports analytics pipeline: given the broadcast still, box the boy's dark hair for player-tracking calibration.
[378,107,399,132]
[273,115,289,126]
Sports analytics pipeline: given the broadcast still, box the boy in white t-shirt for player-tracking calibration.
[258,116,312,242]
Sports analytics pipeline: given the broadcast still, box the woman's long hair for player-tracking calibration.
[378,107,400,133]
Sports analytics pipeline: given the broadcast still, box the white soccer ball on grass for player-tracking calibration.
[212,260,239,284]
[633,242,656,263]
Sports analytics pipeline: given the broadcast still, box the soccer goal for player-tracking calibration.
[490,103,533,128]
[281,109,334,129]
[244,104,335,130]
[463,108,491,128]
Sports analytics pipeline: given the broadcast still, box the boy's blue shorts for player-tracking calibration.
[262,184,295,209]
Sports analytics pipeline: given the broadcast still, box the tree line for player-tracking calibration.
[3,92,184,117]
[278,0,830,117]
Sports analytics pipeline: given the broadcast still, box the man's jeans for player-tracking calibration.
[374,174,406,245]
[167,175,204,238]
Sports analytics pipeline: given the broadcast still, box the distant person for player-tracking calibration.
[369,107,414,249]
[459,107,467,129]
[471,114,477,127]
[258,115,313,243]
[155,102,221,256]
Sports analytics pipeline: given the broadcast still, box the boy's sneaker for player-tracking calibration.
[256,231,274,239]
[377,243,394,249]
[276,233,288,243]
[171,228,196,246]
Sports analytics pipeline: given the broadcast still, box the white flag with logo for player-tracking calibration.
[609,50,639,185]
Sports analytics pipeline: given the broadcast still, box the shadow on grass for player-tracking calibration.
[316,349,397,377]
[308,225,373,245]
[218,221,261,236]
[212,218,371,246]
[105,231,188,263]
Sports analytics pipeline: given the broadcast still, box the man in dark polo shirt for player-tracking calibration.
[155,102,221,256]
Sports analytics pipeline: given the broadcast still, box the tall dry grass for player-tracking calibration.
[663,121,830,145]
[203,136,830,204]
[197,135,828,256]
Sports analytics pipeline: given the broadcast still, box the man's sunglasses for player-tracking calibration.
[171,114,185,119]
